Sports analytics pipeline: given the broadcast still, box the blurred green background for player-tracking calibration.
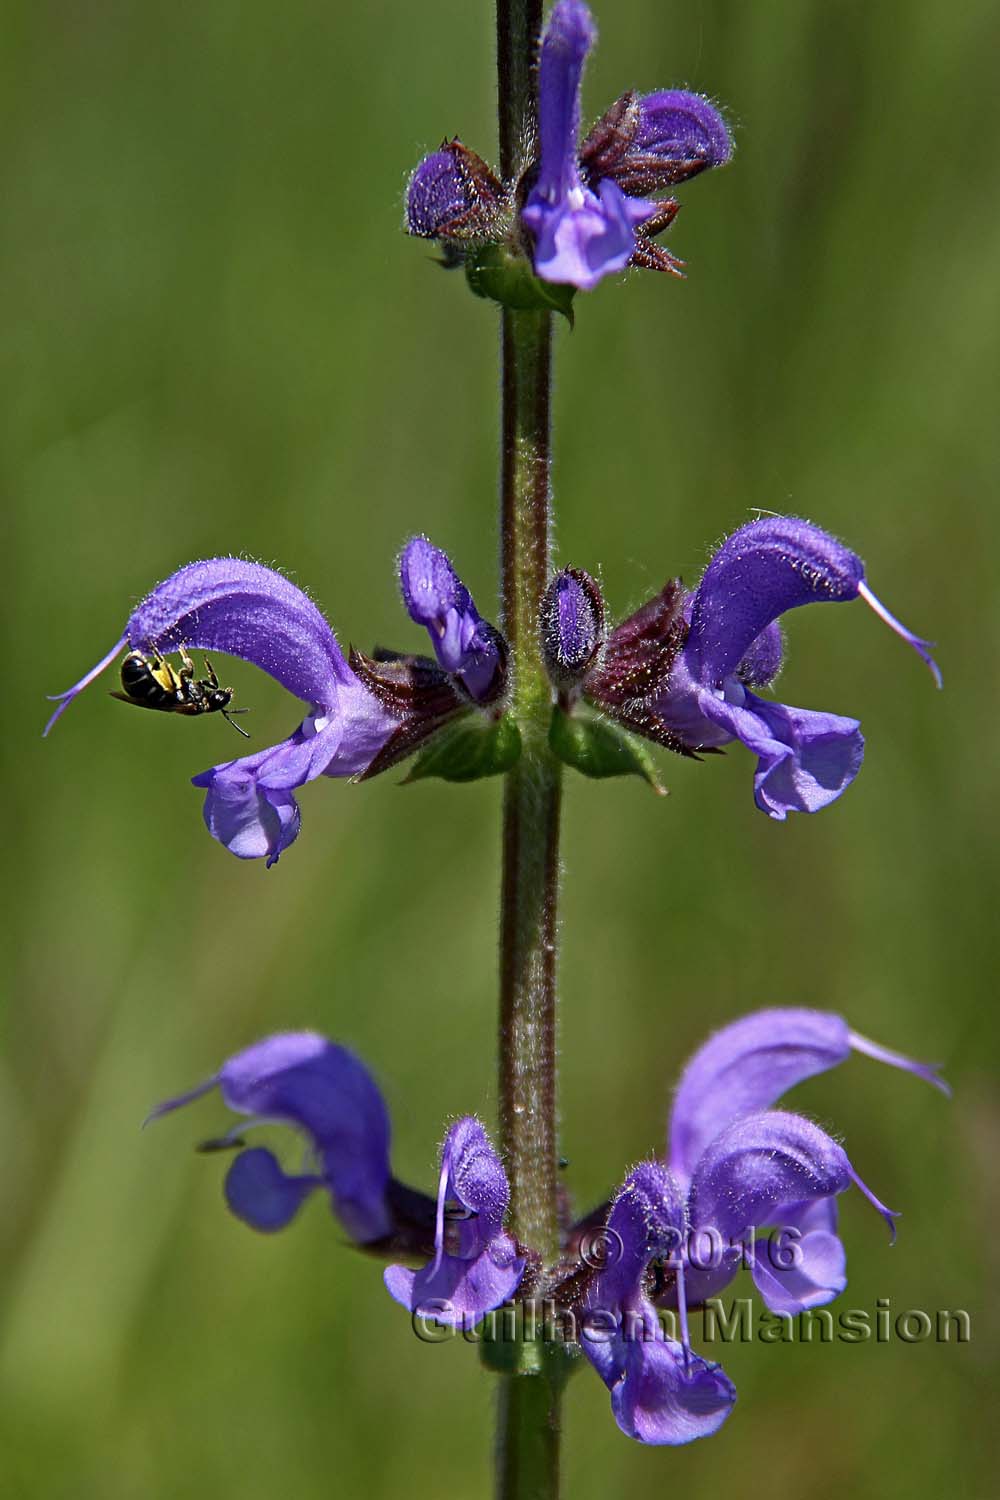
[2,0,996,1496]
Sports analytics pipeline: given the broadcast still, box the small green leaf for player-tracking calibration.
[549,707,666,793]
[465,244,576,323]
[405,713,522,784]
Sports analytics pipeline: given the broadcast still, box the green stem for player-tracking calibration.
[498,306,560,1268]
[493,7,562,1496]
[496,0,543,180]
[496,302,563,1500]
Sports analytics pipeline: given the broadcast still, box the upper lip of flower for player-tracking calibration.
[568,514,941,818]
[45,542,508,865]
[383,1116,526,1326]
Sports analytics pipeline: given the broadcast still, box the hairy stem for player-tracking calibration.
[494,6,563,1496]
[498,306,560,1266]
[496,0,543,180]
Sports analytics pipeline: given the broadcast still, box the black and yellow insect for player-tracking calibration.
[111,645,250,737]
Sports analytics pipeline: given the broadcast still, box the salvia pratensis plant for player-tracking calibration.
[46,1,946,1493]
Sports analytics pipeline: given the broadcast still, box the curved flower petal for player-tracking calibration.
[523,2,654,289]
[384,1117,525,1326]
[383,1230,523,1324]
[587,1160,687,1312]
[191,681,400,865]
[685,518,865,687]
[199,760,302,866]
[697,688,864,820]
[150,1032,392,1243]
[45,558,355,732]
[688,1110,852,1244]
[399,537,503,702]
[523,177,653,291]
[669,1009,856,1181]
[534,0,595,202]
[751,1211,847,1315]
[126,558,353,706]
[597,91,732,198]
[611,1337,736,1445]
[632,91,732,173]
[224,1147,323,1232]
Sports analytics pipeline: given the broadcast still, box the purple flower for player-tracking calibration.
[568,1008,947,1443]
[579,1161,736,1445]
[664,1008,949,1313]
[384,1117,526,1327]
[581,516,941,819]
[148,1032,393,1243]
[399,537,505,704]
[522,1,731,289]
[405,1,730,293]
[46,544,507,864]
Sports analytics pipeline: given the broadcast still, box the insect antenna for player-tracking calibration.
[222,708,251,739]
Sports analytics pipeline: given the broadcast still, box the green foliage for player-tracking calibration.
[549,706,666,792]
[405,713,522,782]
[466,244,577,322]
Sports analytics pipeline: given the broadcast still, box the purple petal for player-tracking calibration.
[399,537,502,702]
[633,91,732,171]
[199,762,302,866]
[685,518,865,688]
[384,1117,524,1326]
[688,1110,852,1243]
[588,1161,687,1312]
[737,621,784,688]
[523,177,653,291]
[610,1338,736,1446]
[45,559,356,736]
[434,1117,511,1250]
[697,689,864,820]
[153,1032,392,1243]
[383,1231,524,1326]
[751,1219,847,1315]
[224,1147,323,1232]
[669,1009,855,1181]
[126,558,353,706]
[192,730,327,866]
[535,0,595,201]
[192,686,400,865]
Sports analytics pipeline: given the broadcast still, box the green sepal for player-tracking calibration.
[465,244,576,324]
[548,706,666,794]
[404,713,522,784]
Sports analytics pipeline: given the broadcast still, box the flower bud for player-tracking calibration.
[540,568,605,691]
[405,140,504,242]
[581,89,732,198]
